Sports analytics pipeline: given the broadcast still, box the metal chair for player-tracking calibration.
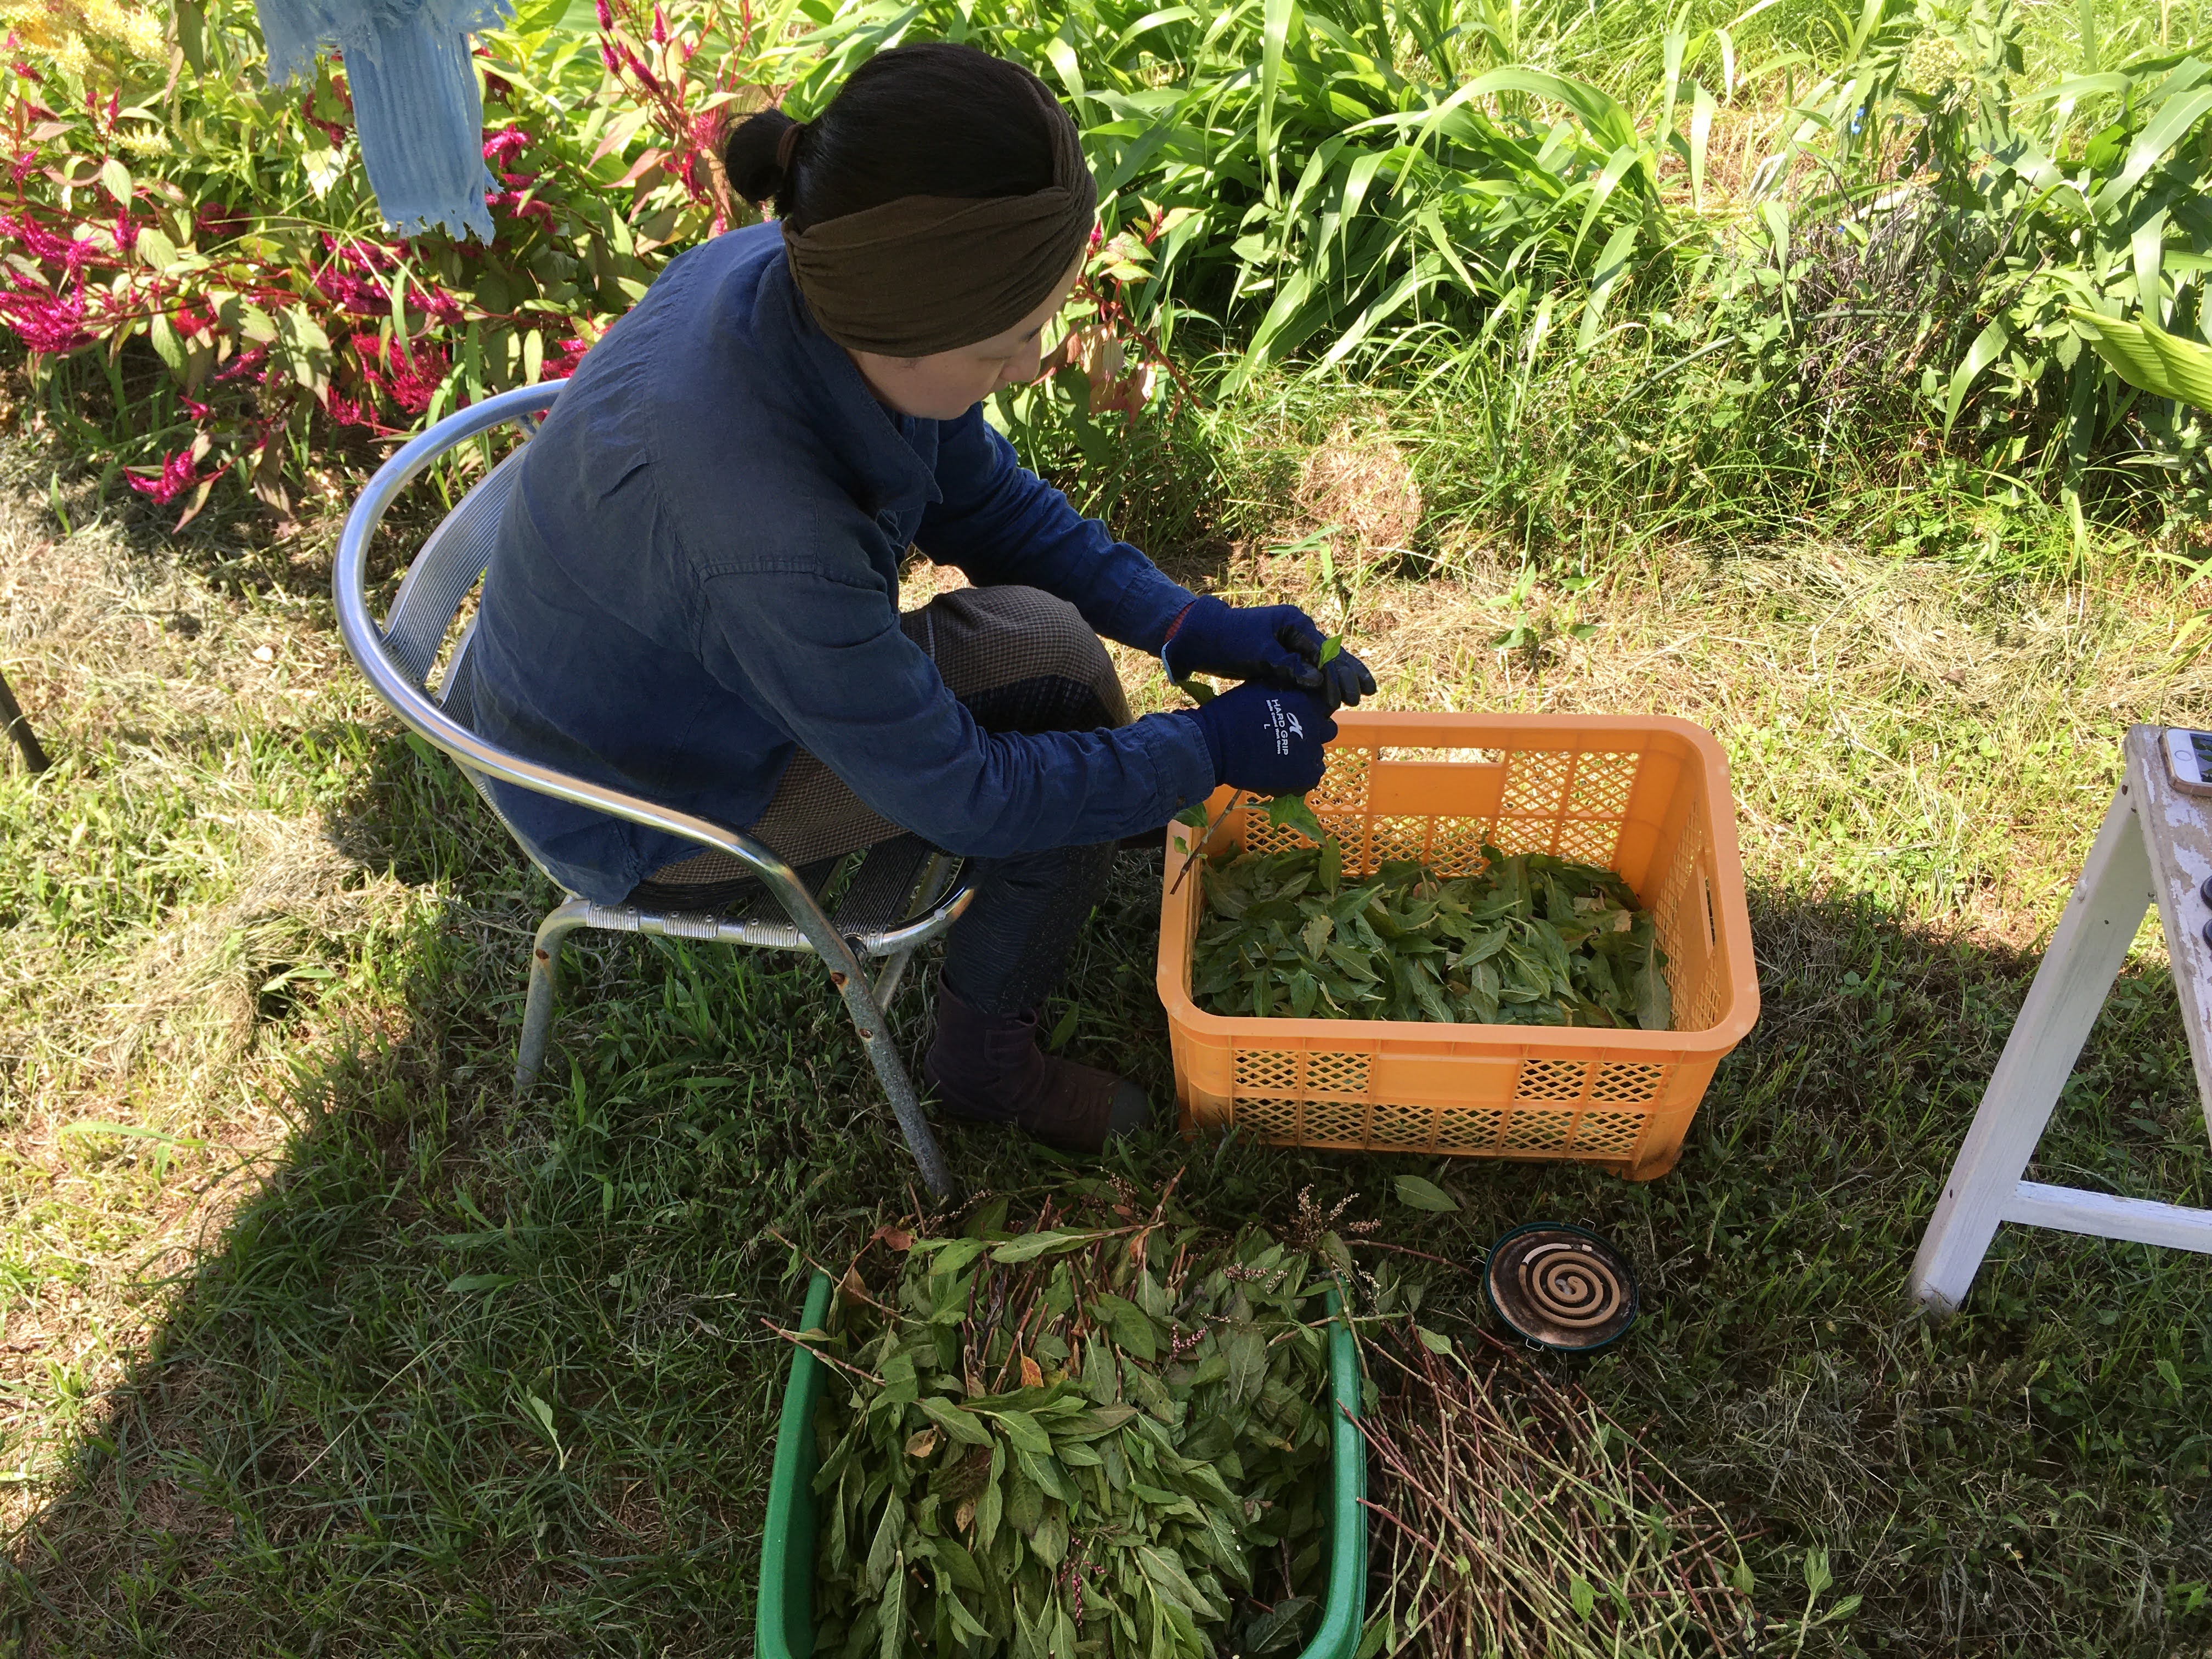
[335,381,973,1197]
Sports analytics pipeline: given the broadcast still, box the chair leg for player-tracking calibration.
[872,948,916,1009]
[517,898,593,1091]
[822,956,955,1201]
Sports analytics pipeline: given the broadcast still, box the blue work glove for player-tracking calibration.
[1162,595,1378,711]
[1182,683,1337,798]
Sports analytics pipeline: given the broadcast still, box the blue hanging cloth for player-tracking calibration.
[256,0,516,242]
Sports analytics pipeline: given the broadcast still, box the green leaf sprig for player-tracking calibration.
[1192,842,1671,1029]
[805,1186,1337,1659]
[1171,634,1346,891]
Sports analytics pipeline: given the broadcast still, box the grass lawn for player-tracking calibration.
[0,415,2209,1657]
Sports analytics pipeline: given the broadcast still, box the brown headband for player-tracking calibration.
[780,76,1096,358]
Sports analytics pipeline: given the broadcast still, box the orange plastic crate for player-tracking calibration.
[1156,712,1758,1181]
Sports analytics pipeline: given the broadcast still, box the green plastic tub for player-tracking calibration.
[759,1273,1368,1659]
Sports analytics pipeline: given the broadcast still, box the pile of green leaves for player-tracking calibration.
[802,1188,1336,1659]
[1192,843,1671,1029]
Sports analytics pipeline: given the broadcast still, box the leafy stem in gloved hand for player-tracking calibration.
[1161,599,1373,711]
[1173,635,1341,712]
[1169,638,1345,894]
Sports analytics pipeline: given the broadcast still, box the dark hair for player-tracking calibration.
[721,42,1057,232]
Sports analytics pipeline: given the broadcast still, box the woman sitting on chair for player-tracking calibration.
[467,41,1375,1154]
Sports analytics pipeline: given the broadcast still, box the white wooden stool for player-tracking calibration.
[1910,725,2212,1313]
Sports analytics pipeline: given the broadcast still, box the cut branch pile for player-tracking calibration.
[1357,1322,1756,1657]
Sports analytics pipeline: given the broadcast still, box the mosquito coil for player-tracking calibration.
[1483,1222,1639,1352]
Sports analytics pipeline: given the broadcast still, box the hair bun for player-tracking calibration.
[721,108,801,208]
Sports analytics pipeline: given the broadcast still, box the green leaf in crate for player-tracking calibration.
[1243,1595,1317,1655]
[876,1554,905,1659]
[1261,793,1327,844]
[917,1397,992,1446]
[1223,1325,1269,1408]
[1637,952,1673,1031]
[1087,1291,1158,1361]
[989,1408,1053,1455]
[862,1497,901,1596]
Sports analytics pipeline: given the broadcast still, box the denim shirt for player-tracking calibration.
[466,222,1217,904]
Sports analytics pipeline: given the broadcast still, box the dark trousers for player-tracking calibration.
[627,584,1126,1016]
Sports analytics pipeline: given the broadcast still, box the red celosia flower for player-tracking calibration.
[314,265,388,317]
[195,202,249,243]
[0,209,108,273]
[0,268,94,352]
[413,284,464,326]
[360,335,450,415]
[215,345,268,383]
[546,337,590,379]
[485,173,554,229]
[126,448,204,505]
[482,125,531,168]
[325,386,397,433]
[301,94,349,146]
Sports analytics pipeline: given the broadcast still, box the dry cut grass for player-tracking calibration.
[0,466,432,1519]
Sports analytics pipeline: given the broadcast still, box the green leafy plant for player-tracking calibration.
[794,1185,1341,1659]
[1192,842,1669,1027]
[0,0,768,520]
[1722,0,2212,499]
[3,0,1696,527]
[788,0,1703,387]
[2073,306,2212,407]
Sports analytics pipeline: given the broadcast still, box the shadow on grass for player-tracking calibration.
[3,733,2211,1656]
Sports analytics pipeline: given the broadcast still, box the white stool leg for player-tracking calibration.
[1909,785,2155,1313]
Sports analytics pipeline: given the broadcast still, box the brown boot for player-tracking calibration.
[923,985,1149,1155]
